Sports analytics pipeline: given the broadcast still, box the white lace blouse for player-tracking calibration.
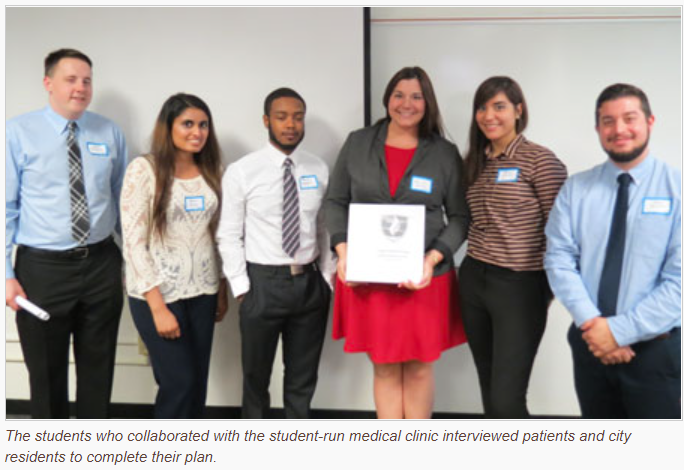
[121,156,220,302]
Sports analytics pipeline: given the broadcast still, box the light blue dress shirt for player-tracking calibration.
[544,154,681,346]
[6,106,128,278]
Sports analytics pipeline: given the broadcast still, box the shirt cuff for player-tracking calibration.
[567,298,602,328]
[607,315,654,346]
[228,274,250,299]
[6,258,15,279]
[138,279,163,297]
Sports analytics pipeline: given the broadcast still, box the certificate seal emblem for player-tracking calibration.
[381,215,408,241]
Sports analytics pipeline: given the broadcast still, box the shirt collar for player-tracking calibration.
[265,141,300,167]
[485,133,525,160]
[43,105,88,135]
[602,153,654,187]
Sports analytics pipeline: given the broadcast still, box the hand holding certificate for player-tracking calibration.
[346,203,425,284]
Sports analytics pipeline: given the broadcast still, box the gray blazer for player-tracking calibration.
[324,121,468,276]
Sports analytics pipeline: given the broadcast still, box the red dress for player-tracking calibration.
[332,145,467,363]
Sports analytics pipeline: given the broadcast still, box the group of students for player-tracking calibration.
[6,48,681,420]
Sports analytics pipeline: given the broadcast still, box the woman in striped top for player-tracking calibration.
[460,76,567,418]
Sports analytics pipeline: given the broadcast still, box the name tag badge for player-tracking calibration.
[299,175,319,190]
[642,197,672,215]
[410,176,433,194]
[86,142,109,157]
[496,168,520,183]
[185,196,205,212]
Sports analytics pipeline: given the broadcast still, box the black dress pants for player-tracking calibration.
[14,239,123,419]
[459,256,551,418]
[239,263,330,419]
[568,325,681,419]
[130,294,217,419]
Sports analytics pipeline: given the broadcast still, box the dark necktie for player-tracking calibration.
[597,173,632,317]
[67,121,91,245]
[282,157,300,258]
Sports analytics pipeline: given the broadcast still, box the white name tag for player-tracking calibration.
[86,142,109,157]
[299,175,319,190]
[642,197,672,215]
[410,176,433,194]
[496,168,520,183]
[184,196,205,212]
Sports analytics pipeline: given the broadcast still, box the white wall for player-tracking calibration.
[371,6,681,415]
[4,7,366,410]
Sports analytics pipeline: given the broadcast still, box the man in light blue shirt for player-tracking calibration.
[5,49,128,418]
[545,84,681,419]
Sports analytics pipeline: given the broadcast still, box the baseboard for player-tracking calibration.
[6,399,577,419]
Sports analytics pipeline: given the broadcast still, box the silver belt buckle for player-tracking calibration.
[290,265,305,276]
[73,247,89,259]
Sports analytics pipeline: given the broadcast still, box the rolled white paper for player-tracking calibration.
[16,296,50,321]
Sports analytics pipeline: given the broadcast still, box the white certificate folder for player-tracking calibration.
[346,203,425,284]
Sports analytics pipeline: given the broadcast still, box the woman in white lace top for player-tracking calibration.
[121,93,228,419]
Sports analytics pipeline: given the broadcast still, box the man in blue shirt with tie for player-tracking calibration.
[5,49,128,418]
[545,83,681,419]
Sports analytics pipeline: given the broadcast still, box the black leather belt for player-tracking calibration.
[18,236,114,260]
[247,262,318,277]
[653,327,680,341]
[631,327,680,353]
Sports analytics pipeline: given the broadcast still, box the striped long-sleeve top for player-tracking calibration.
[466,134,567,271]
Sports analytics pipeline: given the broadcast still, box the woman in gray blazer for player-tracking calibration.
[325,67,468,419]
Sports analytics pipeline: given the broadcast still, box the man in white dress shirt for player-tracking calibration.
[217,88,333,418]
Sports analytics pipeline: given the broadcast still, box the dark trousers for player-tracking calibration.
[568,325,681,418]
[240,263,330,419]
[459,256,551,418]
[14,239,123,419]
[129,294,217,419]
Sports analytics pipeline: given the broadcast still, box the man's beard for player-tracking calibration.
[604,134,649,164]
[269,125,304,153]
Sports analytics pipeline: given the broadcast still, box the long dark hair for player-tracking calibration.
[149,93,222,239]
[379,66,444,139]
[463,76,528,188]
